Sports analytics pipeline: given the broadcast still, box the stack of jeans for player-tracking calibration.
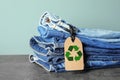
[29,35,65,72]
[29,12,120,72]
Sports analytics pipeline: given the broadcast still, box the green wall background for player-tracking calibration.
[0,0,120,55]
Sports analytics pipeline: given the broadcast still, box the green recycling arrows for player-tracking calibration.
[65,45,82,61]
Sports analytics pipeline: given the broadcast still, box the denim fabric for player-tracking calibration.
[78,28,120,39]
[30,26,120,72]
[86,61,120,69]
[30,35,120,56]
[29,12,120,72]
[39,11,71,33]
[77,35,120,49]
[30,53,120,72]
[39,12,120,40]
[33,52,64,64]
[30,35,120,71]
[38,25,120,43]
[30,37,64,56]
[87,54,120,61]
[38,26,120,49]
[30,54,65,72]
[37,25,70,39]
[33,35,64,47]
[87,54,120,69]
[30,36,64,65]
[84,47,120,55]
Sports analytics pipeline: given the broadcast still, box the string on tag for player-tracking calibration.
[68,24,76,42]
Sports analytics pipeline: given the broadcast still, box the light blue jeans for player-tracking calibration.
[38,25,120,49]
[39,11,120,41]
[29,12,120,72]
[30,26,120,72]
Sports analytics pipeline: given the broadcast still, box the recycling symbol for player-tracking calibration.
[65,45,82,61]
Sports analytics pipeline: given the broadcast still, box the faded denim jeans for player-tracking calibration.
[29,12,120,72]
[30,27,120,72]
[38,25,120,49]
[39,11,120,41]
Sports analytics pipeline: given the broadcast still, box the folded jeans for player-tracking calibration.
[33,52,64,64]
[30,53,120,72]
[30,54,65,72]
[30,37,64,56]
[37,26,120,49]
[39,12,120,40]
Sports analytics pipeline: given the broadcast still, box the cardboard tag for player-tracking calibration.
[64,37,84,71]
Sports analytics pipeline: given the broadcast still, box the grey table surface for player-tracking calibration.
[0,55,120,80]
